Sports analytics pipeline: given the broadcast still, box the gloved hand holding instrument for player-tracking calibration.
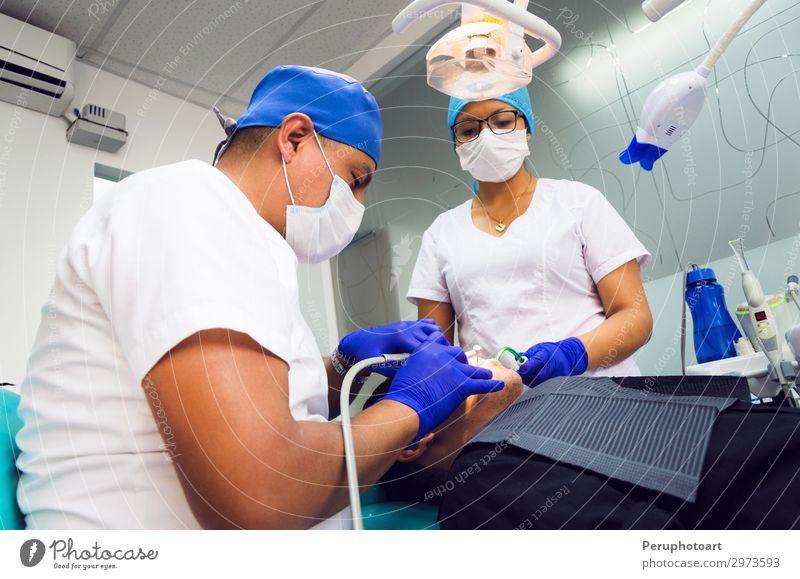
[340,331,504,529]
[336,318,448,376]
[381,333,506,444]
[517,337,589,387]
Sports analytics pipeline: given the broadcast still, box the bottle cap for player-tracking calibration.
[687,267,716,285]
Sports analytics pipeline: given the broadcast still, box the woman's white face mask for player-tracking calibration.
[455,128,530,183]
[282,132,365,264]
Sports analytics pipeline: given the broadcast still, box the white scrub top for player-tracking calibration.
[407,178,651,377]
[16,159,350,529]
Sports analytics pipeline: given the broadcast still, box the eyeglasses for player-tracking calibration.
[451,109,523,144]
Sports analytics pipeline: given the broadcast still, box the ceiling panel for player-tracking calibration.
[0,0,443,114]
[82,0,312,112]
[0,0,117,48]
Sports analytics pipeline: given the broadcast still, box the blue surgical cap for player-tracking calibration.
[226,65,382,165]
[447,87,534,141]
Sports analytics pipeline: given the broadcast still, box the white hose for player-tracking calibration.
[340,353,409,530]
[700,0,768,73]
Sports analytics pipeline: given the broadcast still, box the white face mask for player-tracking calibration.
[455,128,530,183]
[283,132,365,264]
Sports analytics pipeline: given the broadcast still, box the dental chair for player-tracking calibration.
[0,387,24,530]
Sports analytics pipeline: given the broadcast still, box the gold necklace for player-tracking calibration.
[475,175,536,233]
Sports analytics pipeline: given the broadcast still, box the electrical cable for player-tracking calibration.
[553,0,800,137]
[765,189,800,236]
[658,3,800,203]
[704,7,800,156]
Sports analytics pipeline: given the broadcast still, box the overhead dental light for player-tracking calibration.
[392,0,562,100]
[620,0,768,171]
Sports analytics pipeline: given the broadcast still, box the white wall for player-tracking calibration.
[0,60,336,384]
[0,60,222,383]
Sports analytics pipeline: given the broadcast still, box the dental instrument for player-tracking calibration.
[729,239,800,407]
[465,345,485,365]
[620,0,768,170]
[495,346,528,369]
[392,0,561,100]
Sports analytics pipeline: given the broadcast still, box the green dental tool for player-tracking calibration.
[495,347,527,369]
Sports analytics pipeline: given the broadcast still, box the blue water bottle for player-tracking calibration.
[686,265,742,364]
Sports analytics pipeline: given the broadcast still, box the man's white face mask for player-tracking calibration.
[455,128,530,183]
[282,132,365,264]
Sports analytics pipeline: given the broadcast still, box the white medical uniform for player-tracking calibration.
[407,179,651,377]
[16,159,350,529]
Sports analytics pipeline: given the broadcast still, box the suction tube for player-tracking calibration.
[340,353,409,530]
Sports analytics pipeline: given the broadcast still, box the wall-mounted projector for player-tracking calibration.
[65,104,128,153]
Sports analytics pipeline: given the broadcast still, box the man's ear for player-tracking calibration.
[277,113,315,164]
[397,432,435,462]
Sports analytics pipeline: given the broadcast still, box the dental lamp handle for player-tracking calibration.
[392,0,562,66]
[340,354,410,531]
[699,0,767,74]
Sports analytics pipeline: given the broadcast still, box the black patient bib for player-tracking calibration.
[471,376,747,502]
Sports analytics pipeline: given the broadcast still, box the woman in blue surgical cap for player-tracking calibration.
[407,88,654,384]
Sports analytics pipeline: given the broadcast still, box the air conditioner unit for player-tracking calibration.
[0,12,76,116]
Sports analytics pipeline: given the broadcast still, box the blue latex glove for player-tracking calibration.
[381,333,504,443]
[517,337,589,388]
[338,319,447,376]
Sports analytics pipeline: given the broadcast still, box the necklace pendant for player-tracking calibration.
[495,223,506,233]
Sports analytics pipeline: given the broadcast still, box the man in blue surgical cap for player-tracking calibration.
[15,66,506,530]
